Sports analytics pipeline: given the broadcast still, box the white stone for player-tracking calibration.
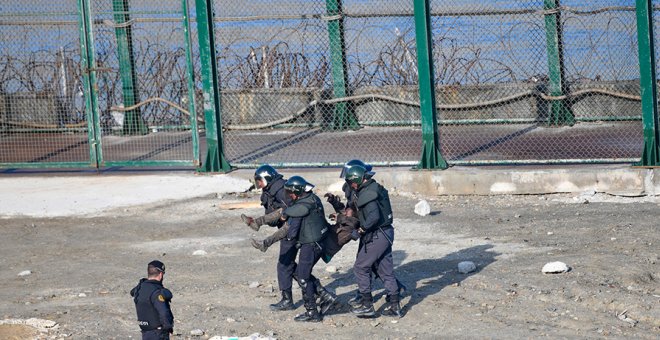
[414,200,431,216]
[78,293,87,298]
[192,250,207,256]
[190,329,204,336]
[18,270,31,277]
[542,261,570,274]
[248,281,260,289]
[325,265,337,273]
[458,261,477,274]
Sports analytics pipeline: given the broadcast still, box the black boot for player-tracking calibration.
[315,280,337,314]
[269,290,294,311]
[294,306,322,322]
[382,294,403,318]
[351,293,376,318]
[385,280,408,303]
[348,290,362,307]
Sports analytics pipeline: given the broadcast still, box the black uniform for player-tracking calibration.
[259,175,299,292]
[353,179,398,298]
[260,174,291,216]
[285,192,329,310]
[130,279,174,340]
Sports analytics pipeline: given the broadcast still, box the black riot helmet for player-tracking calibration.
[284,175,314,196]
[344,165,367,186]
[254,164,279,186]
[339,159,373,179]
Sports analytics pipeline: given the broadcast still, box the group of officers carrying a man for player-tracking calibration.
[130,160,405,339]
[242,160,405,322]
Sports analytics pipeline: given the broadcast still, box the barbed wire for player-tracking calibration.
[0,7,644,130]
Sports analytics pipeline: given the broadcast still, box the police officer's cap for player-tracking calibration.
[148,260,166,273]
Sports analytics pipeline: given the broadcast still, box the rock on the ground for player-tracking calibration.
[248,281,260,288]
[209,333,274,340]
[325,265,337,273]
[190,329,204,336]
[458,261,477,274]
[17,270,31,277]
[192,250,207,256]
[542,261,570,274]
[414,200,431,216]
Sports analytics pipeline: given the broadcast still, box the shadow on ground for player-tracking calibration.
[323,244,499,317]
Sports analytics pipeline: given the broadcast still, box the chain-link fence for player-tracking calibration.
[214,0,645,168]
[214,0,423,166]
[0,0,199,168]
[428,0,642,164]
[0,1,90,166]
[1,1,658,170]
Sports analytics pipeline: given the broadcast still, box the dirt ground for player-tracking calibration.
[0,190,658,339]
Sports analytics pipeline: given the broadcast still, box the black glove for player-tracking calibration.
[324,193,344,211]
[350,229,360,241]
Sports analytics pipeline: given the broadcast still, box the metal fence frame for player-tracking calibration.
[1,0,659,170]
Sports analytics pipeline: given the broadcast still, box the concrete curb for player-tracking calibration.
[226,165,660,197]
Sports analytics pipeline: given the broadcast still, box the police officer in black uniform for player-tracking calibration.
[130,260,174,339]
[241,164,290,231]
[326,159,406,308]
[282,175,329,322]
[242,165,335,312]
[345,165,403,318]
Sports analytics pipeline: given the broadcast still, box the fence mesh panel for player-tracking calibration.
[90,0,196,163]
[0,1,653,169]
[430,0,642,164]
[214,0,421,166]
[0,1,90,165]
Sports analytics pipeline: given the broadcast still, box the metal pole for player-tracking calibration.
[635,0,660,166]
[413,0,447,169]
[77,0,101,167]
[543,0,574,126]
[195,0,231,172]
[112,0,147,135]
[182,0,200,167]
[325,0,358,130]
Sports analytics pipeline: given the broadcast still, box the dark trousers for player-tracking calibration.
[142,329,169,340]
[296,242,323,306]
[277,238,299,291]
[354,227,398,296]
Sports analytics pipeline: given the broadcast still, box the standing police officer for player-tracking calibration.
[130,260,174,339]
[282,175,329,322]
[345,165,403,318]
[242,165,335,312]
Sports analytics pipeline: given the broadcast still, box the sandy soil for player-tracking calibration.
[0,191,658,339]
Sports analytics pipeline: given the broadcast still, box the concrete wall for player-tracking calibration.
[217,81,641,126]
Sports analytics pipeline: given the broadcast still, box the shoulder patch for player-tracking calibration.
[157,294,165,302]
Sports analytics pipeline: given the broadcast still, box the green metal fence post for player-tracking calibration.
[182,0,200,167]
[112,0,148,135]
[413,0,447,170]
[543,0,574,126]
[195,0,231,172]
[77,0,102,167]
[325,0,358,130]
[635,0,660,166]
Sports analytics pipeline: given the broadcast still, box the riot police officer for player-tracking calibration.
[282,175,329,322]
[130,260,174,339]
[241,164,290,231]
[326,159,406,307]
[242,165,335,312]
[345,165,403,318]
